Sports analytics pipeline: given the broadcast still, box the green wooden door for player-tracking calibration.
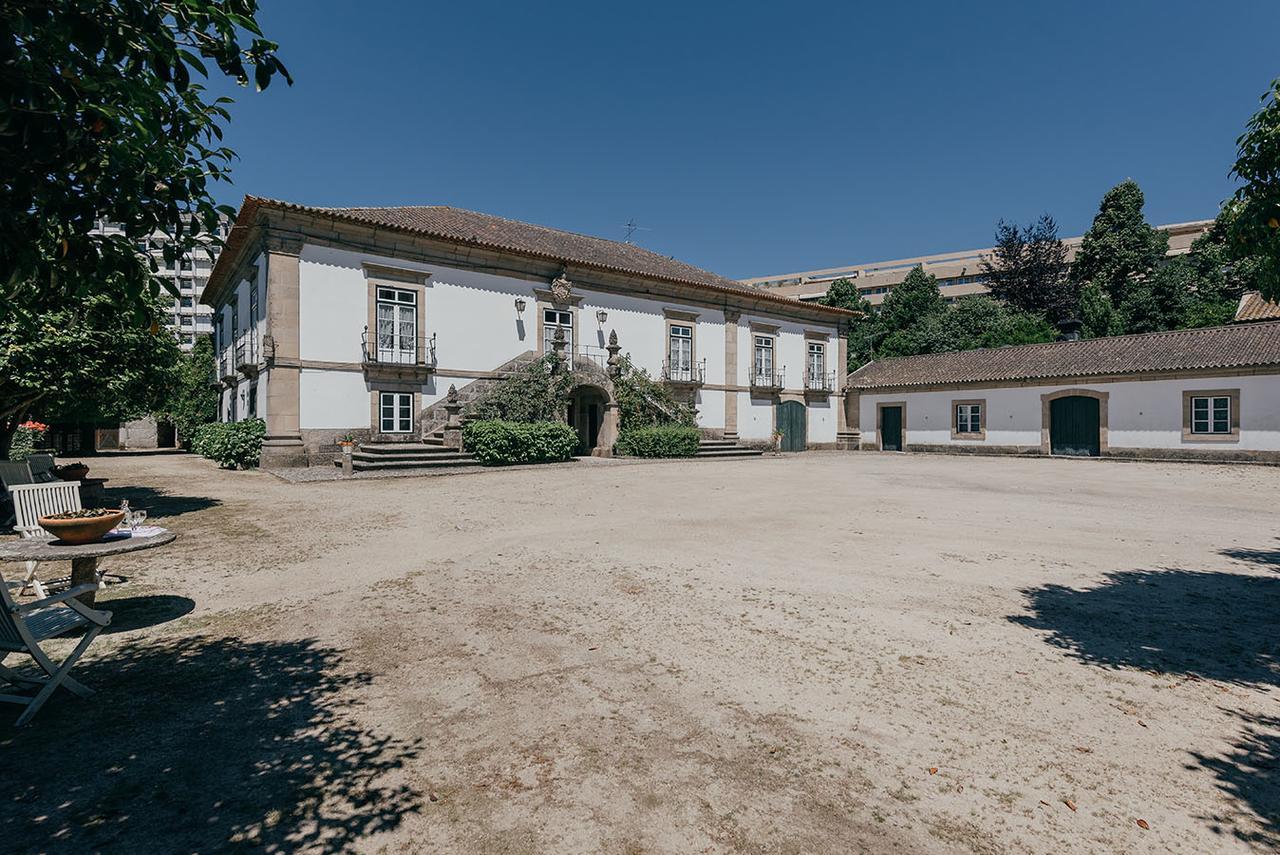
[880,405,903,451]
[776,400,806,452]
[1050,395,1100,456]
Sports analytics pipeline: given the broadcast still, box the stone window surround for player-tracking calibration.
[1182,388,1241,442]
[876,400,907,451]
[803,329,829,389]
[951,398,987,440]
[1039,388,1109,455]
[749,322,780,388]
[364,263,429,359]
[369,386,421,437]
[663,307,699,370]
[534,287,582,356]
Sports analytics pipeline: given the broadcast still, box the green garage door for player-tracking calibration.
[776,400,806,452]
[1050,395,1100,456]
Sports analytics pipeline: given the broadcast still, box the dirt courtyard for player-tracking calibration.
[2,452,1277,853]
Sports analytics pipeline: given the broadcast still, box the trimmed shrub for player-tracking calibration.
[191,418,266,469]
[463,419,577,466]
[615,424,700,458]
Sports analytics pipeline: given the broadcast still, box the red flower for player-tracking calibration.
[18,421,49,433]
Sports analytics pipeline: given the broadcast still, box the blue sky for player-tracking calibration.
[210,1,1278,278]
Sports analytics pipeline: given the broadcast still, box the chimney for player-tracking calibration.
[1057,318,1083,342]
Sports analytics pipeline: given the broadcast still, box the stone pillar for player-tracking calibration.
[594,401,620,458]
[260,232,307,468]
[442,385,464,450]
[835,329,858,450]
[723,309,740,440]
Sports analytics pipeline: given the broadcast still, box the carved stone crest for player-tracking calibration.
[549,270,574,304]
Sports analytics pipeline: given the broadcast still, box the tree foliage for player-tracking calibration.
[818,277,864,312]
[879,296,1055,358]
[0,290,180,457]
[1228,77,1280,301]
[1,0,290,318]
[157,334,219,445]
[612,356,697,430]
[980,215,1075,320]
[1070,180,1169,304]
[466,355,575,423]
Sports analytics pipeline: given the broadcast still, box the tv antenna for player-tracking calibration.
[622,218,650,244]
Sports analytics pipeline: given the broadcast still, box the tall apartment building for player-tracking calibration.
[92,216,230,349]
[740,220,1213,307]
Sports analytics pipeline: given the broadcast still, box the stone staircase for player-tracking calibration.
[694,438,764,459]
[344,442,479,472]
[418,350,540,436]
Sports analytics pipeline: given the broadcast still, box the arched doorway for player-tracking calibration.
[568,385,609,456]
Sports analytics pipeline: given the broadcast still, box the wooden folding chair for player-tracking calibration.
[0,569,111,726]
[9,482,83,598]
[26,454,58,484]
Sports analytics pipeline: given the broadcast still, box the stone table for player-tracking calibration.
[0,527,177,606]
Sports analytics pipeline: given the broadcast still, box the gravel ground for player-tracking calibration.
[2,451,1277,854]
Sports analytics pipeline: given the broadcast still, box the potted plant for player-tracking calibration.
[54,461,90,481]
[336,432,356,451]
[770,428,785,454]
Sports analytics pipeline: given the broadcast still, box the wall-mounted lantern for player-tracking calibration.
[596,309,608,326]
[514,297,527,316]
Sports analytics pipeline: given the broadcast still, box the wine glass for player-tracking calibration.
[130,509,147,533]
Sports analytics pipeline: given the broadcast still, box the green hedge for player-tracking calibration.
[615,424,701,458]
[191,418,266,469]
[463,419,577,466]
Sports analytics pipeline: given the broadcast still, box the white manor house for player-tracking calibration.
[202,197,858,467]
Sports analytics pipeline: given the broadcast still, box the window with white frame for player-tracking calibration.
[377,287,417,364]
[379,391,413,433]
[955,402,982,434]
[807,342,826,387]
[753,335,774,383]
[668,324,693,379]
[543,308,573,353]
[1191,395,1231,434]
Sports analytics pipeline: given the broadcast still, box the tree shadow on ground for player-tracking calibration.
[0,635,421,853]
[1221,539,1280,569]
[103,485,220,518]
[1013,568,1280,844]
[1190,710,1280,848]
[1010,568,1280,687]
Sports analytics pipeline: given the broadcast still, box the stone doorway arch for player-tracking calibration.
[565,356,620,457]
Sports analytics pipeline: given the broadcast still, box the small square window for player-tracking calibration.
[1190,395,1232,435]
[379,392,413,433]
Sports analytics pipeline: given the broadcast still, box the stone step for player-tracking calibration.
[698,440,739,448]
[694,447,764,458]
[353,448,473,462]
[350,456,481,472]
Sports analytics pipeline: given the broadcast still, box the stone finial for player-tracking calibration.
[447,384,459,404]
[549,325,568,371]
[606,328,622,377]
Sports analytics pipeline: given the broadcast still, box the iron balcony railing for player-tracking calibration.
[218,352,235,381]
[361,326,437,367]
[234,329,259,369]
[749,366,785,390]
[805,370,836,393]
[578,344,609,370]
[661,358,706,385]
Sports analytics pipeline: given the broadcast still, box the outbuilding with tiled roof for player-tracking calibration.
[846,322,1280,462]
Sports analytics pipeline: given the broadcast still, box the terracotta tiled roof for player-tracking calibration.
[1235,291,1280,323]
[206,196,856,318]
[848,321,1280,390]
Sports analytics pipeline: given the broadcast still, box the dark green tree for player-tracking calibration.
[1079,282,1122,339]
[1,0,291,318]
[980,214,1075,320]
[1118,264,1191,334]
[878,265,945,333]
[0,290,180,457]
[880,296,1055,357]
[1228,77,1280,301]
[1070,180,1169,304]
[157,334,219,445]
[818,277,863,311]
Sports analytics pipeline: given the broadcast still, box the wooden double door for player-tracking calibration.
[775,400,806,452]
